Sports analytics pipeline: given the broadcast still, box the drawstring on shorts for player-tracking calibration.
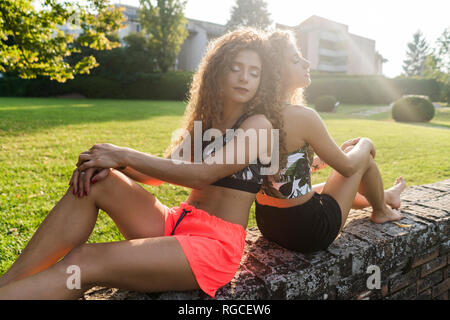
[170,208,191,235]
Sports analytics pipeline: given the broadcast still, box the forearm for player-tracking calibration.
[122,148,208,189]
[118,166,165,186]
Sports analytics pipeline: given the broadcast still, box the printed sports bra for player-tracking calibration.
[260,143,314,199]
[203,113,266,194]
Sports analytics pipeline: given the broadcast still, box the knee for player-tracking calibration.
[60,244,100,288]
[366,154,377,170]
[356,152,374,174]
[88,169,129,197]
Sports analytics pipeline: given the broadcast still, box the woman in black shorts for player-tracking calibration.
[255,30,406,254]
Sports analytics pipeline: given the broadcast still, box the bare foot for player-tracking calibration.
[384,176,406,209]
[370,205,403,224]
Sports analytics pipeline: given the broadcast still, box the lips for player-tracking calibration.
[234,87,249,94]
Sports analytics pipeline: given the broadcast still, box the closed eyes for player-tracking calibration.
[230,63,260,77]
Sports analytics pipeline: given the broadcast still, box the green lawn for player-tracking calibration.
[1,97,449,274]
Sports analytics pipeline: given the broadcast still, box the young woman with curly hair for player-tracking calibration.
[254,30,406,254]
[0,28,285,299]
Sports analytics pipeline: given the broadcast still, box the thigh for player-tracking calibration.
[321,166,367,231]
[89,169,168,240]
[72,237,199,293]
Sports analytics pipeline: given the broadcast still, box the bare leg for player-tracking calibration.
[0,188,98,288]
[321,156,403,232]
[0,237,199,300]
[0,170,167,288]
[313,176,406,210]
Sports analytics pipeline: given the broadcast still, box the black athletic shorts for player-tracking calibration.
[255,192,342,254]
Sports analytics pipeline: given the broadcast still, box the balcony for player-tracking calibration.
[317,64,347,72]
[319,31,344,42]
[318,48,348,58]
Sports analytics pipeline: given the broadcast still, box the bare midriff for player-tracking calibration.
[186,185,255,229]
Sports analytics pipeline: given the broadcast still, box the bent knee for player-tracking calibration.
[354,153,373,175]
[60,244,102,287]
[89,169,134,194]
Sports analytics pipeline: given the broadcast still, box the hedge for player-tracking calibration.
[0,72,445,104]
[305,76,442,105]
[0,72,194,101]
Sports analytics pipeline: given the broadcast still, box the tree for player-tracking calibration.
[434,27,449,74]
[424,27,450,106]
[0,0,123,82]
[138,0,188,72]
[402,30,430,77]
[226,0,272,31]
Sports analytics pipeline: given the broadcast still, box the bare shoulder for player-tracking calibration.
[282,105,318,139]
[283,104,315,120]
[240,114,273,130]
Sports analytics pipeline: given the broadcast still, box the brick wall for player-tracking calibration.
[84,179,450,300]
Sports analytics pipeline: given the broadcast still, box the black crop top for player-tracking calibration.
[202,113,266,194]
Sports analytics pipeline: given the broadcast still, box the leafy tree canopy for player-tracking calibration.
[0,0,123,82]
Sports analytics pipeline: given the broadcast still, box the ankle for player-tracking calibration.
[373,203,389,213]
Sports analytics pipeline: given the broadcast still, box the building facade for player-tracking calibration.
[177,19,226,71]
[279,15,387,75]
[114,6,386,75]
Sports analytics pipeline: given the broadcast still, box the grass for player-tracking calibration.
[1,97,450,274]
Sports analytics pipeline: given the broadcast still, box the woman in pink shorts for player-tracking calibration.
[0,29,285,299]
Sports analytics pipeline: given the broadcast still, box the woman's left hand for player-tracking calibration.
[343,144,375,159]
[340,137,361,151]
[76,143,127,172]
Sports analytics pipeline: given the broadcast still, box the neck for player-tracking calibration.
[217,100,246,129]
[283,87,297,104]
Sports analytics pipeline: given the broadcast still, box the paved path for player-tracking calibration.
[351,105,392,117]
[351,102,445,117]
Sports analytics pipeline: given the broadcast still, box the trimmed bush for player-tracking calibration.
[391,95,435,123]
[315,95,338,112]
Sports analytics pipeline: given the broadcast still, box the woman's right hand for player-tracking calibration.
[359,137,376,159]
[69,167,111,198]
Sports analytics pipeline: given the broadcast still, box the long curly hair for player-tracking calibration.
[266,29,315,168]
[165,28,286,171]
[268,30,308,106]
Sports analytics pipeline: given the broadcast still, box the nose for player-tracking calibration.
[239,70,249,83]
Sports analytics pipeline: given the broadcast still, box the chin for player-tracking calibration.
[232,95,252,104]
[299,78,311,88]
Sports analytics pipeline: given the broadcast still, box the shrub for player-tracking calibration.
[391,95,435,122]
[315,95,338,112]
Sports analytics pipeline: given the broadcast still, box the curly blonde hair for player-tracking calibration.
[268,30,308,105]
[266,29,315,166]
[166,28,287,170]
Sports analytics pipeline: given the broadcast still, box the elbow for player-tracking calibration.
[347,165,356,177]
[190,173,211,190]
[342,153,361,177]
[343,163,357,178]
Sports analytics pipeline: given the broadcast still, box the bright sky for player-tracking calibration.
[114,0,449,78]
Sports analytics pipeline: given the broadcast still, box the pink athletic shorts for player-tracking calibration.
[162,202,246,298]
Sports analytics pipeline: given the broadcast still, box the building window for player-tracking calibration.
[136,24,140,32]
